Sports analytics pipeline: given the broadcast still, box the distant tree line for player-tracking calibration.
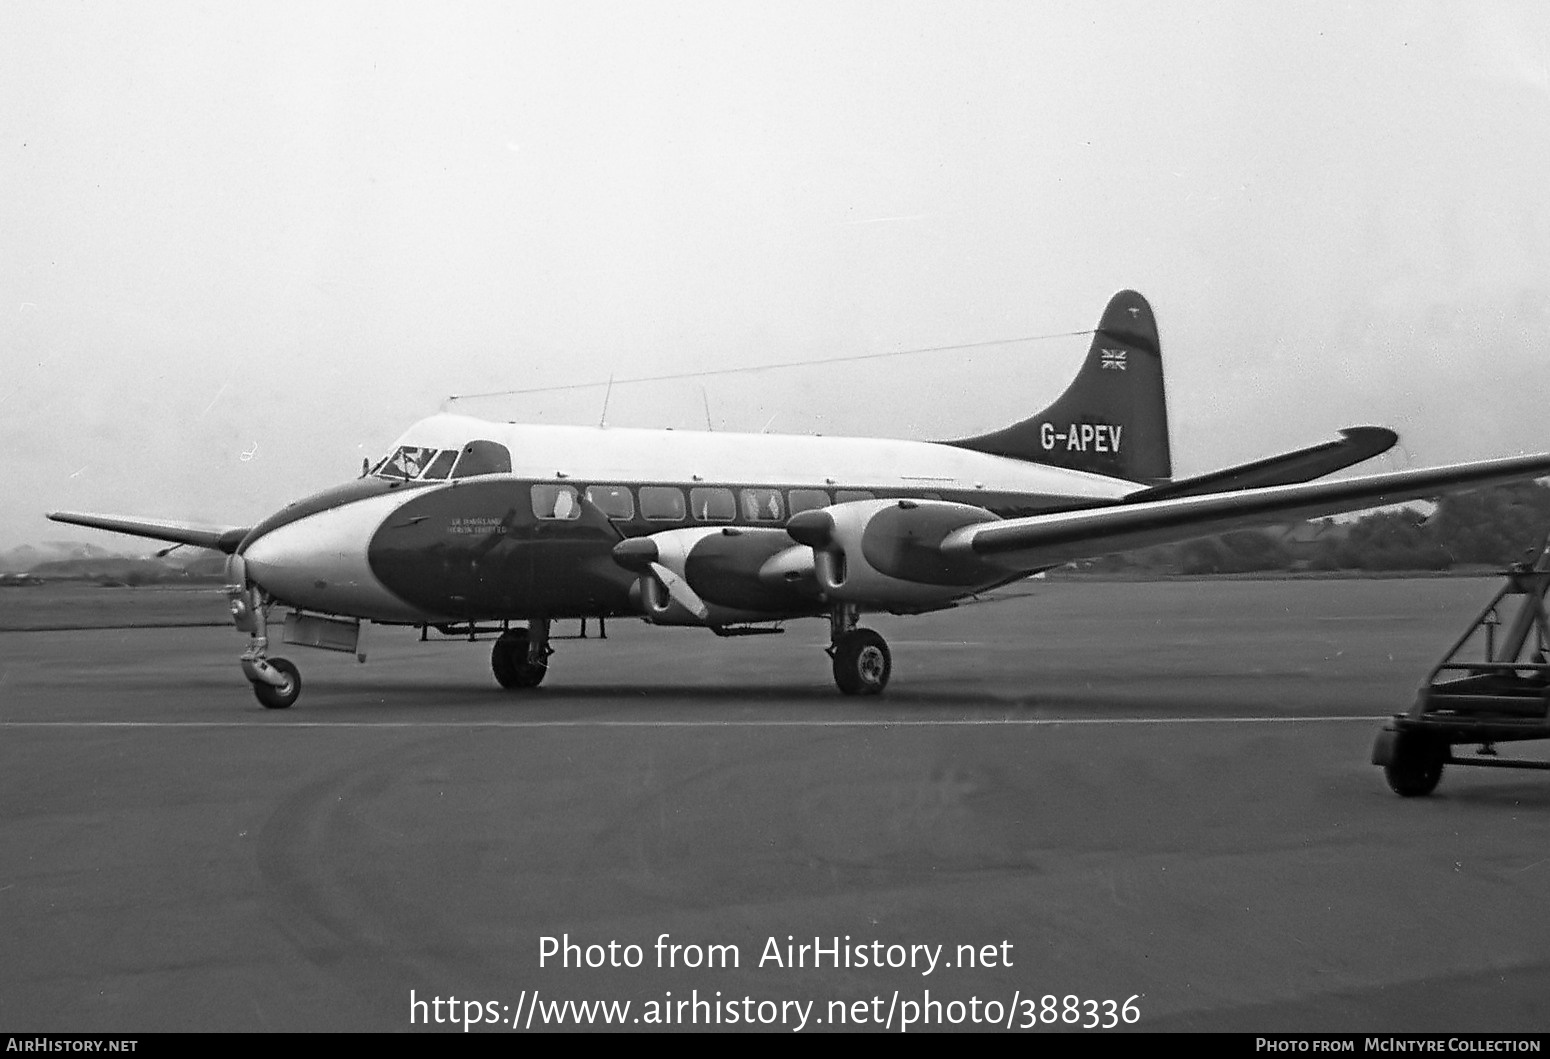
[1082,480,1550,575]
[24,553,228,585]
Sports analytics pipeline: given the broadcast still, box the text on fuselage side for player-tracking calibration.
[1039,422,1123,453]
[449,516,508,535]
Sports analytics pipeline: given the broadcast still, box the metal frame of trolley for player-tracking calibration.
[1374,532,1550,796]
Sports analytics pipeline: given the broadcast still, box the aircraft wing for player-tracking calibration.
[941,453,1550,572]
[46,512,250,554]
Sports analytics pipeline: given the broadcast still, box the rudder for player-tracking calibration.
[945,289,1171,483]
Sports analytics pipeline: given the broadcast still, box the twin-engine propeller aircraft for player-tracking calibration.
[50,291,1550,708]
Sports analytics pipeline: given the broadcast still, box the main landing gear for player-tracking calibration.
[492,619,552,690]
[827,605,891,695]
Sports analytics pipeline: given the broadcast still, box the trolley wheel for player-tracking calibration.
[492,629,548,689]
[832,629,891,696]
[253,657,301,710]
[1384,730,1447,797]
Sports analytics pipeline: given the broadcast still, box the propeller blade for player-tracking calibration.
[650,562,709,621]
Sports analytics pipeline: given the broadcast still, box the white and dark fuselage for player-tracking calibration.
[239,413,1143,625]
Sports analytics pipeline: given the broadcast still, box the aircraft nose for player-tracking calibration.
[241,499,423,622]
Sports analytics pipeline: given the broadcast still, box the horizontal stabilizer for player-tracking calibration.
[942,452,1550,572]
[1129,427,1398,502]
[46,512,250,554]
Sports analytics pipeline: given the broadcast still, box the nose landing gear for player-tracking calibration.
[229,569,301,709]
[246,656,301,710]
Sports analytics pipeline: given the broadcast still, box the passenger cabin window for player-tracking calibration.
[788,489,830,514]
[836,490,875,503]
[532,484,581,520]
[690,487,735,522]
[639,486,687,521]
[422,450,457,480]
[740,488,784,522]
[377,445,438,480]
[585,485,634,520]
[450,440,512,479]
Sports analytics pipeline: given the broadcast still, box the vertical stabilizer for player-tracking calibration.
[944,290,1171,483]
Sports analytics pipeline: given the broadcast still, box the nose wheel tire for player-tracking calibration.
[252,657,301,709]
[832,629,891,695]
[492,629,549,689]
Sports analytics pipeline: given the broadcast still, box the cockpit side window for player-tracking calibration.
[422,450,457,480]
[450,440,513,479]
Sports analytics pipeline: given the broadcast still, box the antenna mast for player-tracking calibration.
[598,374,614,428]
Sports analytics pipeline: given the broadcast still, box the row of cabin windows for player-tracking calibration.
[530,484,879,523]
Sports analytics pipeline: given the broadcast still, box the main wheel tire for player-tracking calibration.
[492,629,548,689]
[252,657,301,709]
[1384,731,1446,797]
[832,629,891,696]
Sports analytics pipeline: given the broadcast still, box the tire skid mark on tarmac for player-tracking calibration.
[254,732,509,1016]
[576,728,1056,901]
[251,729,632,1009]
[577,728,840,909]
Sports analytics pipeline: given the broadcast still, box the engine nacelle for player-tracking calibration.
[613,526,821,627]
[786,498,1005,608]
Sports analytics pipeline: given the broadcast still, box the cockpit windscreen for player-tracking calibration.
[372,440,513,481]
[374,446,439,480]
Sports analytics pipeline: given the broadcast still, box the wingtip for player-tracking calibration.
[1336,426,1400,458]
[1337,426,1399,442]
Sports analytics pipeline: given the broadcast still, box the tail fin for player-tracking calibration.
[945,290,1171,483]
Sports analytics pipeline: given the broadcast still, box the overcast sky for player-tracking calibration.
[3,1,1547,550]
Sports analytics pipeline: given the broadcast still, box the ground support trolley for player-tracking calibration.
[1373,535,1550,796]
